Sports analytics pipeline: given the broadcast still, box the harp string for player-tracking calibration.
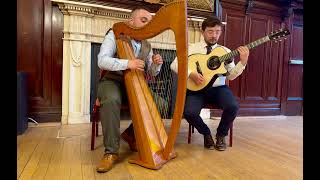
[144,29,176,120]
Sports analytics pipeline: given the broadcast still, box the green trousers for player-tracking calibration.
[97,79,127,154]
[97,79,169,154]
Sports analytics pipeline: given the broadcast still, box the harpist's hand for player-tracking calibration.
[127,59,145,71]
[189,72,205,85]
[152,54,163,65]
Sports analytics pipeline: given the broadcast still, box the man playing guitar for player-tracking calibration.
[170,16,249,151]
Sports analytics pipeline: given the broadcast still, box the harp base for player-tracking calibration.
[128,150,177,170]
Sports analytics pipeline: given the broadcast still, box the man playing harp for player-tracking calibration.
[96,7,163,173]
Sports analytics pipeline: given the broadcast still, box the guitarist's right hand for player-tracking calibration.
[189,72,205,85]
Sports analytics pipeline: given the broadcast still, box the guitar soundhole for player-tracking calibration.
[207,56,221,70]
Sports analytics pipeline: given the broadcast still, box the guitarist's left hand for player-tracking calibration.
[237,46,249,66]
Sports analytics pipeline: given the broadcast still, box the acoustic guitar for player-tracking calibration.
[187,28,290,92]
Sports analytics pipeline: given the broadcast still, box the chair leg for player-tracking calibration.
[188,123,192,144]
[229,123,233,147]
[91,104,99,151]
[91,117,96,151]
[96,121,99,137]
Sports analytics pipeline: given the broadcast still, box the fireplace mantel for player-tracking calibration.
[52,0,204,124]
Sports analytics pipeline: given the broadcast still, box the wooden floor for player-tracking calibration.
[17,116,302,180]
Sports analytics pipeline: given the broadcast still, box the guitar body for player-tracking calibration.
[186,28,290,93]
[187,46,228,92]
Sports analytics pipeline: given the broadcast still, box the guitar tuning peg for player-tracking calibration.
[279,39,282,42]
[284,37,287,40]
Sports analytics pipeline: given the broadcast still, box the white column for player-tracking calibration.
[60,8,94,124]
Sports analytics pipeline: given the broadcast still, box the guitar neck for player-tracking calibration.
[219,36,270,63]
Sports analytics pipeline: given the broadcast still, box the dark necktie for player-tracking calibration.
[206,45,212,55]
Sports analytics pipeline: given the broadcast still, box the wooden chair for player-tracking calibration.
[187,80,233,147]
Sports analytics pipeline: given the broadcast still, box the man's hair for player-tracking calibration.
[130,7,151,18]
[201,16,223,31]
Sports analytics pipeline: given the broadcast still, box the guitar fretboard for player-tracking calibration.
[219,36,270,62]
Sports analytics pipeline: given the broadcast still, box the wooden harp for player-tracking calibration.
[112,0,187,169]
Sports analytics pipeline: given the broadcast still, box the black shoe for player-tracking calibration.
[204,134,215,150]
[215,136,227,151]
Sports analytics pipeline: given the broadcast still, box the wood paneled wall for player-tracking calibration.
[17,0,63,122]
[281,7,303,115]
[212,0,303,115]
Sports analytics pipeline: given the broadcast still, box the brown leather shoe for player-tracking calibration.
[121,131,137,152]
[204,134,215,150]
[96,154,119,173]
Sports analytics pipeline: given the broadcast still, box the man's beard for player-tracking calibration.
[205,39,217,46]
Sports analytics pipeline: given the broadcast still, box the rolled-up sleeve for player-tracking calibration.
[221,46,247,80]
[225,61,246,80]
[97,31,129,71]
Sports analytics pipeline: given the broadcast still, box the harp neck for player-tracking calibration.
[113,0,187,42]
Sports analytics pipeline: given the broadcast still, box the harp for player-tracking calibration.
[112,0,187,169]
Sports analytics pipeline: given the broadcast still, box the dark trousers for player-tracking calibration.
[183,85,239,137]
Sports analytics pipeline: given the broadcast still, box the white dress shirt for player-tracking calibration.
[97,30,162,76]
[170,41,246,87]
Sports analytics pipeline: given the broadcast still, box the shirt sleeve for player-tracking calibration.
[170,56,178,74]
[170,56,192,77]
[225,61,246,80]
[97,31,129,71]
[222,46,247,80]
[170,43,198,77]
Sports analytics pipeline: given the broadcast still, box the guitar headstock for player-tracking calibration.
[268,28,290,42]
